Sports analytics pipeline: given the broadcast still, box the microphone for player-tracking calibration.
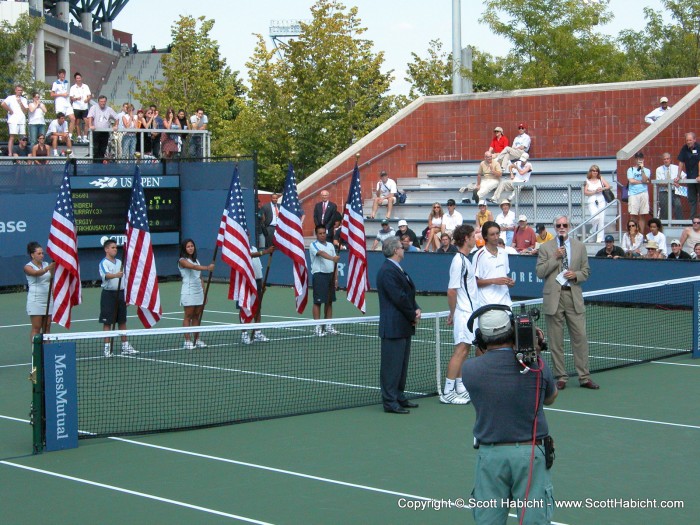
[558,235,565,247]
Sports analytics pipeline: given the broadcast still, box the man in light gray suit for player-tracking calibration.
[536,216,599,391]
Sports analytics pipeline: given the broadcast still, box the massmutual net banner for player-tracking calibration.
[43,342,78,451]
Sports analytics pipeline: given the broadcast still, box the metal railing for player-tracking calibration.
[651,179,696,227]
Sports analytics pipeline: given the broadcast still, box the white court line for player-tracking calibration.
[545,408,700,429]
[649,360,700,367]
[0,461,274,524]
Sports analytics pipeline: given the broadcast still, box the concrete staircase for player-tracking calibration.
[100,53,165,105]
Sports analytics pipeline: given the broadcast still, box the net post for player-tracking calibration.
[434,315,442,395]
[693,281,700,359]
[30,334,45,454]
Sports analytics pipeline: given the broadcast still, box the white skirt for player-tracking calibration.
[180,290,204,307]
[27,296,53,316]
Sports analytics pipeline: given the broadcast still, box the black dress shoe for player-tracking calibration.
[384,406,410,414]
[400,401,419,408]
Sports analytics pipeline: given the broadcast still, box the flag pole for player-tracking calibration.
[197,245,218,327]
[41,270,55,335]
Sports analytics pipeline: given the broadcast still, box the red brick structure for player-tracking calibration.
[298,78,700,235]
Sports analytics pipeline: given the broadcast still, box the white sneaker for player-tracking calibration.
[52,150,59,157]
[439,390,470,405]
[456,390,472,403]
[183,341,195,350]
[121,342,139,355]
[325,324,339,335]
[314,326,326,337]
[195,339,207,348]
[241,332,251,345]
[253,331,269,342]
[103,344,112,358]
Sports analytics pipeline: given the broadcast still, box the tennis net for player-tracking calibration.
[34,276,696,441]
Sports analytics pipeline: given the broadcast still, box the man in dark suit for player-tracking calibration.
[536,215,599,391]
[313,190,338,234]
[260,193,280,249]
[376,236,422,414]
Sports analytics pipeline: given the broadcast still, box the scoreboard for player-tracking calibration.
[71,175,181,246]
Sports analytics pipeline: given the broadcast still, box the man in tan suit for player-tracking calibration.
[535,216,599,390]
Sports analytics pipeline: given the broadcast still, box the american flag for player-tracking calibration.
[124,166,161,328]
[216,164,257,322]
[341,162,368,312]
[273,162,308,313]
[46,162,81,328]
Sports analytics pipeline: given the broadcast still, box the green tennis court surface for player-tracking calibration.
[1,283,698,524]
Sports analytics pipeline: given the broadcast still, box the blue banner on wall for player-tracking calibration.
[43,342,78,451]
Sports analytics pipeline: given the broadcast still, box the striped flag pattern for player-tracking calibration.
[341,162,368,312]
[273,162,308,313]
[46,162,82,328]
[124,166,162,328]
[216,164,257,322]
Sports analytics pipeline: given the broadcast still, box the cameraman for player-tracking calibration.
[463,306,557,525]
[626,152,650,234]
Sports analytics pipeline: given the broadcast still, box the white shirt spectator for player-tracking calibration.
[47,118,68,135]
[645,105,670,124]
[88,104,118,130]
[28,100,46,125]
[509,160,533,182]
[655,163,687,197]
[3,94,28,124]
[512,132,531,152]
[190,113,209,129]
[69,83,91,111]
[495,209,516,243]
[443,209,464,233]
[51,78,71,113]
[375,178,397,198]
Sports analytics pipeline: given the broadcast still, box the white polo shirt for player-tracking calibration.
[472,246,511,306]
[448,252,477,312]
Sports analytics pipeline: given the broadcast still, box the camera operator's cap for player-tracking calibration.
[380,170,388,177]
[604,234,614,242]
[493,126,504,133]
[397,219,408,227]
[499,199,511,207]
[478,309,512,337]
[660,96,669,103]
[478,200,487,206]
[518,214,527,222]
[380,218,389,225]
[518,122,527,129]
[671,239,681,246]
[646,240,659,250]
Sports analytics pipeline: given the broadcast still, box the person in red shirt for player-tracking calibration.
[512,215,537,254]
[488,126,509,154]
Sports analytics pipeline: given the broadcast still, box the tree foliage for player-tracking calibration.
[132,15,246,155]
[619,0,700,79]
[0,13,44,95]
[404,39,453,98]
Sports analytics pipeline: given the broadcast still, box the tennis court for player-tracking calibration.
[1,282,698,524]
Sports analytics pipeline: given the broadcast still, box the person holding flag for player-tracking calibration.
[24,242,55,343]
[217,164,258,324]
[310,225,340,336]
[99,239,137,357]
[341,160,369,313]
[178,238,214,349]
[274,162,308,313]
[46,161,81,330]
[240,245,275,345]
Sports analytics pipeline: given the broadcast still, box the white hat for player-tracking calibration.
[646,240,659,250]
[671,239,681,246]
[478,309,512,337]
[500,199,511,207]
[518,214,528,222]
[397,219,408,227]
[519,152,529,161]
[660,97,669,103]
[478,200,487,206]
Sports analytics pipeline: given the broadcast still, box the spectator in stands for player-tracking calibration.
[495,122,531,170]
[667,239,691,260]
[27,93,46,146]
[442,198,463,238]
[536,224,554,247]
[45,112,73,156]
[69,72,91,143]
[512,215,537,254]
[121,104,138,159]
[395,219,420,248]
[175,109,188,154]
[475,200,494,229]
[596,235,625,259]
[494,154,533,202]
[436,233,458,254]
[149,105,164,158]
[423,202,445,252]
[677,132,699,220]
[371,219,395,250]
[50,69,74,132]
[138,107,156,155]
[679,215,700,255]
[12,136,32,159]
[693,243,700,260]
[113,102,130,159]
[622,219,644,257]
[189,107,208,158]
[495,199,516,245]
[646,218,667,257]
[2,84,28,155]
[368,170,397,220]
[584,164,611,243]
[31,134,49,164]
[643,240,664,259]
[497,237,518,255]
[161,107,180,159]
[644,97,670,124]
[627,152,651,234]
[313,190,338,235]
[87,95,118,162]
[487,126,509,154]
[400,234,419,252]
[655,152,687,221]
[476,151,502,202]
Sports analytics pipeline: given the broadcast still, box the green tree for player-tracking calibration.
[132,15,246,155]
[480,0,626,88]
[619,0,700,79]
[404,39,453,98]
[0,13,44,95]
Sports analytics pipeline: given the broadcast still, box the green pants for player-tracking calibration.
[471,443,554,525]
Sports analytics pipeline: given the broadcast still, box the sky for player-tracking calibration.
[114,0,667,95]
